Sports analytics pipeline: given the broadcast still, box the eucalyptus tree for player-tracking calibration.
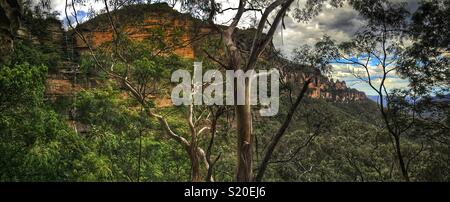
[398,0,449,135]
[329,0,412,181]
[65,0,348,182]
[189,0,346,182]
[398,0,450,94]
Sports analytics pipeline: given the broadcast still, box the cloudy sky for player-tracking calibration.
[47,0,420,95]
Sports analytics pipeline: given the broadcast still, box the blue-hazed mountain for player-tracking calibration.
[368,95,387,106]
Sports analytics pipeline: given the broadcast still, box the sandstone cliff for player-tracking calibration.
[72,3,214,59]
[57,3,366,103]
[68,3,366,103]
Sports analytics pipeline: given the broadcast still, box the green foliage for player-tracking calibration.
[398,0,450,94]
[0,108,88,181]
[11,40,62,72]
[253,97,450,182]
[13,8,64,71]
[77,3,198,31]
[73,87,191,181]
[1,1,449,182]
[0,63,87,181]
[0,65,192,181]
[0,63,47,112]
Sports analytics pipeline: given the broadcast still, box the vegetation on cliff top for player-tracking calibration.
[77,3,203,31]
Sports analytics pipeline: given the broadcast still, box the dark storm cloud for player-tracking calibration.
[274,0,421,57]
[316,10,365,34]
[273,3,365,57]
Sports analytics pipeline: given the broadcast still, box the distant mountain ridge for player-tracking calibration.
[368,95,387,106]
[367,94,450,107]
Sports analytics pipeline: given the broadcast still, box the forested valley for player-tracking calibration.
[0,0,449,182]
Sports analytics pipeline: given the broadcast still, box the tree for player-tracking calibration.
[63,0,449,182]
[0,63,89,181]
[255,40,336,181]
[398,0,449,94]
[67,0,353,181]
[331,0,412,181]
[65,0,227,181]
[395,0,450,178]
[202,0,345,182]
[397,0,449,137]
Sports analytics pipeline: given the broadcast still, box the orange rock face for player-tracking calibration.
[73,16,211,59]
[68,5,367,104]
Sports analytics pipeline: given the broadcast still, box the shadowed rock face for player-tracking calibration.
[0,0,22,65]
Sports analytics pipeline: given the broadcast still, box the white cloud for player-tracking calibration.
[49,0,105,18]
[331,63,410,95]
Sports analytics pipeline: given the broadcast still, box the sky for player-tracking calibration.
[45,0,420,96]
[270,0,420,95]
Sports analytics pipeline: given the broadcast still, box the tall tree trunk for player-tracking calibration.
[255,79,311,182]
[236,80,253,182]
[189,145,202,182]
[187,102,202,182]
[380,101,410,182]
[394,135,410,182]
[205,107,224,182]
[137,130,142,182]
